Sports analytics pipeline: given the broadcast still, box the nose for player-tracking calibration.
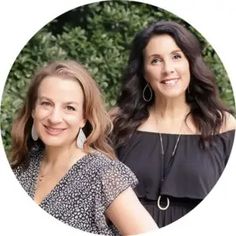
[163,60,175,74]
[48,107,63,124]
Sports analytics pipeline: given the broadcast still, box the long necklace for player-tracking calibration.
[157,120,184,211]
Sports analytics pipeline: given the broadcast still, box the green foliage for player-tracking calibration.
[1,0,234,153]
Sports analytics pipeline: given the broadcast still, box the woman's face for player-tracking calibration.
[32,76,85,148]
[144,34,190,99]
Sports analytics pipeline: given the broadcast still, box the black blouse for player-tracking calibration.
[117,130,235,227]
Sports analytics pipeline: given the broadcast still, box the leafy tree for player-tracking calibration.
[1,0,234,153]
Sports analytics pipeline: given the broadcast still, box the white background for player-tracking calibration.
[0,0,235,235]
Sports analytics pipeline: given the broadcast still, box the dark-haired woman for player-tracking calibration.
[111,21,236,227]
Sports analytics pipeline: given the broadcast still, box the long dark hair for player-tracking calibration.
[112,21,231,149]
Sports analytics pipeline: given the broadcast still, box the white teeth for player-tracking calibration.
[45,126,65,135]
[163,80,176,85]
[161,79,178,86]
[48,127,61,131]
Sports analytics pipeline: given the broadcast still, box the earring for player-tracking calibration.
[76,129,86,149]
[143,83,153,102]
[31,123,38,141]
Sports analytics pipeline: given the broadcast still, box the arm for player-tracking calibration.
[105,187,158,235]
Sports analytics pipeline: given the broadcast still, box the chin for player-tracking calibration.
[42,141,65,147]
[161,91,185,99]
[39,136,65,147]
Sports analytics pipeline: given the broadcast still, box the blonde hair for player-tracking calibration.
[11,60,116,167]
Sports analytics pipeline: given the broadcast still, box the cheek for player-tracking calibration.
[65,115,84,128]
[182,62,190,77]
[33,108,51,122]
[183,68,191,84]
[33,108,49,122]
[144,66,161,82]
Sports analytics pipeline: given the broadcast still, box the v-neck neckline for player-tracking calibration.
[32,152,91,206]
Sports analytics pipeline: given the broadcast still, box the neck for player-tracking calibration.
[43,143,78,166]
[153,95,190,121]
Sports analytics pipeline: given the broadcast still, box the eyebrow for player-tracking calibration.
[38,96,80,106]
[65,102,80,106]
[147,49,183,58]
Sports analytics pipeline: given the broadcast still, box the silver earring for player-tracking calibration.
[143,83,153,102]
[31,123,38,141]
[76,129,86,149]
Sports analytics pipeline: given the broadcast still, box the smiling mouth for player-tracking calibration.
[160,78,179,86]
[43,125,66,135]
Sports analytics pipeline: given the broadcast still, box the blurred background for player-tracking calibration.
[1,0,234,153]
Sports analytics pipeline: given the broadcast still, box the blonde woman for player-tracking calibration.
[11,60,157,235]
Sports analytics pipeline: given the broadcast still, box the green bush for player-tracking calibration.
[1,0,234,153]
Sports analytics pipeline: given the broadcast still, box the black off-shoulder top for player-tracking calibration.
[117,129,235,227]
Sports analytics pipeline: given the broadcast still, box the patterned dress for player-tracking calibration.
[13,146,138,235]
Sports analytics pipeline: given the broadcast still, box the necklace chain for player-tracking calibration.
[159,132,182,157]
[156,118,185,211]
[157,114,186,157]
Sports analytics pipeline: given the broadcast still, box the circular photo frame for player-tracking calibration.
[0,1,235,236]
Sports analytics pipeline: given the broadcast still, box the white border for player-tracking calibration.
[0,1,235,235]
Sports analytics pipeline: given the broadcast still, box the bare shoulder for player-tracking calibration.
[221,112,236,132]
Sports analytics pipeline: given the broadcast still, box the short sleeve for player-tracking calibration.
[99,160,138,210]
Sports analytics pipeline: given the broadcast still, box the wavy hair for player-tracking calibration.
[112,21,231,149]
[11,60,115,168]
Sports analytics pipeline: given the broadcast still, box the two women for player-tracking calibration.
[10,20,235,232]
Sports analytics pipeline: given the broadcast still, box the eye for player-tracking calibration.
[151,57,162,65]
[66,105,76,111]
[172,53,182,60]
[40,101,51,107]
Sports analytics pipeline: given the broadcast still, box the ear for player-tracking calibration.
[79,117,86,128]
[31,109,35,119]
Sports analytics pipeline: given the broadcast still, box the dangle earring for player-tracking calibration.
[76,128,86,149]
[31,123,38,141]
[142,83,153,102]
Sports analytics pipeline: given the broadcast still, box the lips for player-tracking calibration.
[160,78,179,86]
[43,125,66,136]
